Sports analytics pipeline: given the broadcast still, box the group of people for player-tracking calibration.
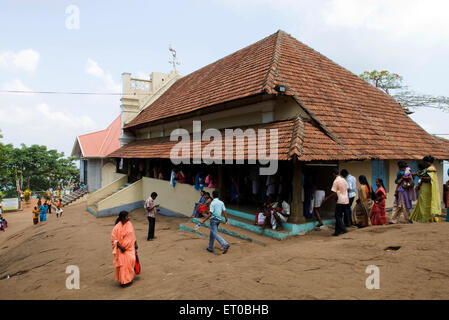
[32,197,63,224]
[229,169,289,206]
[72,183,86,192]
[326,155,445,237]
[169,167,217,190]
[254,194,291,231]
[109,154,448,287]
[111,189,231,287]
[0,204,7,232]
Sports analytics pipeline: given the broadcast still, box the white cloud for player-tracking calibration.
[36,103,97,130]
[0,49,40,72]
[322,0,449,38]
[85,58,121,92]
[1,78,32,91]
[0,78,99,156]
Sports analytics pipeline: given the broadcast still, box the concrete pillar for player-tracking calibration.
[289,159,306,224]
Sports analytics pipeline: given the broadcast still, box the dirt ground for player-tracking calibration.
[1,200,448,300]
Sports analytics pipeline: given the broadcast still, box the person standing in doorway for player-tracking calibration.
[144,192,159,241]
[340,169,356,227]
[200,191,230,254]
[322,169,349,236]
[312,185,325,227]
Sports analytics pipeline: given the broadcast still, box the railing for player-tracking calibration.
[130,78,151,91]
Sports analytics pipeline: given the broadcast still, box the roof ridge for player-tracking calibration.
[262,30,283,95]
[98,121,113,155]
[288,116,304,160]
[284,34,414,159]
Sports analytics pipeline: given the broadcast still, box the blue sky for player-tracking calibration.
[1,0,449,180]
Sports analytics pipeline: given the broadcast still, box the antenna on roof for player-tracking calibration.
[168,45,181,72]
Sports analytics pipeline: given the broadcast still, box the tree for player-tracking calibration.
[0,141,80,198]
[360,70,449,113]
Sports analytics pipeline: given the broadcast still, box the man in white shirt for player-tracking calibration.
[144,192,159,240]
[323,169,349,236]
[341,169,356,227]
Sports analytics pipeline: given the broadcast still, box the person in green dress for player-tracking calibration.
[410,156,441,223]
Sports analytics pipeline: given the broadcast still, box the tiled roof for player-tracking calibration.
[75,115,122,158]
[109,118,352,161]
[125,30,449,160]
[436,136,449,150]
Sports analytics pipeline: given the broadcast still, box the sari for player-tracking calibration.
[370,187,388,225]
[353,185,373,227]
[443,182,449,222]
[411,165,441,223]
[394,168,416,209]
[193,195,206,217]
[111,221,136,285]
[33,209,39,225]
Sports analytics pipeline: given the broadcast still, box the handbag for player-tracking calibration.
[134,251,141,275]
[402,177,414,190]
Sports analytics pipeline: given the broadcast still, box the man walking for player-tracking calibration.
[323,169,349,236]
[341,169,356,227]
[144,192,159,241]
[201,190,230,254]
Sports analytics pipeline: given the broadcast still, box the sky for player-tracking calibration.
[1,0,448,179]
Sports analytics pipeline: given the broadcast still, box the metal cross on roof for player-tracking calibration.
[169,45,180,72]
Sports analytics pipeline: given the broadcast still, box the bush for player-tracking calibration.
[24,189,31,202]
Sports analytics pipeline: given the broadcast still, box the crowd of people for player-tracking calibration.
[32,195,63,225]
[110,155,449,287]
[325,155,446,237]
[0,203,7,232]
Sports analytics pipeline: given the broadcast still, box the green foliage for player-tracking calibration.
[360,70,449,112]
[359,70,403,95]
[0,138,79,196]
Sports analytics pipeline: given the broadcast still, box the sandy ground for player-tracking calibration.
[0,200,449,300]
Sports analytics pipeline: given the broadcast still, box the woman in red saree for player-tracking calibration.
[370,179,388,225]
[111,211,138,287]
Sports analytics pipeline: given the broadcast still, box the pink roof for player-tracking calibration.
[76,115,122,158]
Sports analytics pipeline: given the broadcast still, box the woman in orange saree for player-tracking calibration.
[111,211,138,287]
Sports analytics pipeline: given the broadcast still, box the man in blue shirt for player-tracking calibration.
[200,190,230,254]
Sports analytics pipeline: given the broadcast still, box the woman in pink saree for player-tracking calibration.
[111,211,138,287]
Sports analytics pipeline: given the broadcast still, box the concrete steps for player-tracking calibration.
[61,189,88,207]
[179,207,336,242]
[188,218,269,246]
[87,183,133,217]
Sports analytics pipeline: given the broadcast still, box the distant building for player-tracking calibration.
[71,115,122,192]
